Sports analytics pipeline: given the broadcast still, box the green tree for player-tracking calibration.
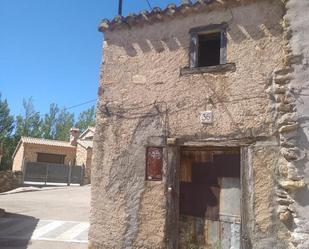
[0,96,97,170]
[0,137,18,171]
[75,106,96,132]
[55,109,74,141]
[41,103,59,139]
[15,98,42,139]
[0,94,15,170]
[0,94,14,143]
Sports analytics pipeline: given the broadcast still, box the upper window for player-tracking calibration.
[189,24,227,68]
[198,32,221,67]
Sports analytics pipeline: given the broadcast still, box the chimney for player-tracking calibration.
[70,128,80,146]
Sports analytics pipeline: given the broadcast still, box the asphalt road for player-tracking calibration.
[0,185,90,249]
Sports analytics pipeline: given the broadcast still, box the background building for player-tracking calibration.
[12,127,94,184]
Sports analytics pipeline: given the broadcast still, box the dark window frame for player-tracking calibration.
[189,23,228,68]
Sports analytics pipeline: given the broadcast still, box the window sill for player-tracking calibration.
[180,63,236,76]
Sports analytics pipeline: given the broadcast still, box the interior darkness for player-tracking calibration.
[180,153,240,219]
[198,32,221,67]
[181,161,220,219]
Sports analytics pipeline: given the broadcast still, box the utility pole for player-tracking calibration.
[118,0,123,16]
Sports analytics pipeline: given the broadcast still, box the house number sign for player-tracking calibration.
[146,147,163,181]
[200,111,213,124]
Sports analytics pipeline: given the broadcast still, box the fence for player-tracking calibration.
[23,162,85,186]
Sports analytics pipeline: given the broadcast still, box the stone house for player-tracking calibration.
[12,127,94,183]
[90,0,309,249]
[76,127,95,184]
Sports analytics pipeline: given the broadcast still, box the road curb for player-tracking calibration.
[0,187,42,195]
[0,185,89,195]
[0,186,67,195]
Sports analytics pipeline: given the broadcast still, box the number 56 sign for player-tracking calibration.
[200,111,213,124]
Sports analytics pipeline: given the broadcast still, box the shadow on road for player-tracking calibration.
[0,212,39,249]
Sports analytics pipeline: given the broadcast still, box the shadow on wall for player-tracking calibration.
[107,34,187,57]
[295,186,309,207]
[294,120,309,207]
[105,11,283,57]
[0,212,39,249]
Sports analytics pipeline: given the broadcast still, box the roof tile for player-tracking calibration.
[98,0,218,32]
[77,140,93,149]
[21,137,75,148]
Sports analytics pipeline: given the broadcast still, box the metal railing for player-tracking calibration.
[22,161,85,186]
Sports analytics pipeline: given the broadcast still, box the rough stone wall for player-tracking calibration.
[90,1,290,248]
[76,144,85,166]
[76,144,92,184]
[252,144,279,234]
[0,170,23,193]
[85,148,92,184]
[12,143,25,171]
[23,144,76,166]
[280,1,309,248]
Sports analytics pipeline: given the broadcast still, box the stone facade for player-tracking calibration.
[24,144,76,165]
[12,141,25,171]
[90,0,308,248]
[76,144,93,184]
[283,1,309,248]
[76,127,94,184]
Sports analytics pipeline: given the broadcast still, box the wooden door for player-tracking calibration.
[179,147,241,249]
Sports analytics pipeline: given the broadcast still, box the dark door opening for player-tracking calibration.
[179,147,241,249]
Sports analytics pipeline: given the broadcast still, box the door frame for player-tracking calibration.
[165,142,253,249]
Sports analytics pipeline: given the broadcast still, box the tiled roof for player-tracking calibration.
[99,0,231,32]
[88,126,95,133]
[77,140,93,149]
[79,127,95,140]
[21,137,75,148]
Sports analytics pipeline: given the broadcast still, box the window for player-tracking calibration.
[189,24,227,68]
[146,147,163,181]
[198,32,221,67]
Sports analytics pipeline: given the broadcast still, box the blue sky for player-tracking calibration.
[0,0,181,117]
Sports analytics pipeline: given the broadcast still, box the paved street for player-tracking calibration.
[0,186,90,249]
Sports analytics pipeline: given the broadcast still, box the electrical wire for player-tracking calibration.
[145,0,152,10]
[63,99,97,111]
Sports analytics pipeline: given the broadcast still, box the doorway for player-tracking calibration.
[179,147,241,249]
